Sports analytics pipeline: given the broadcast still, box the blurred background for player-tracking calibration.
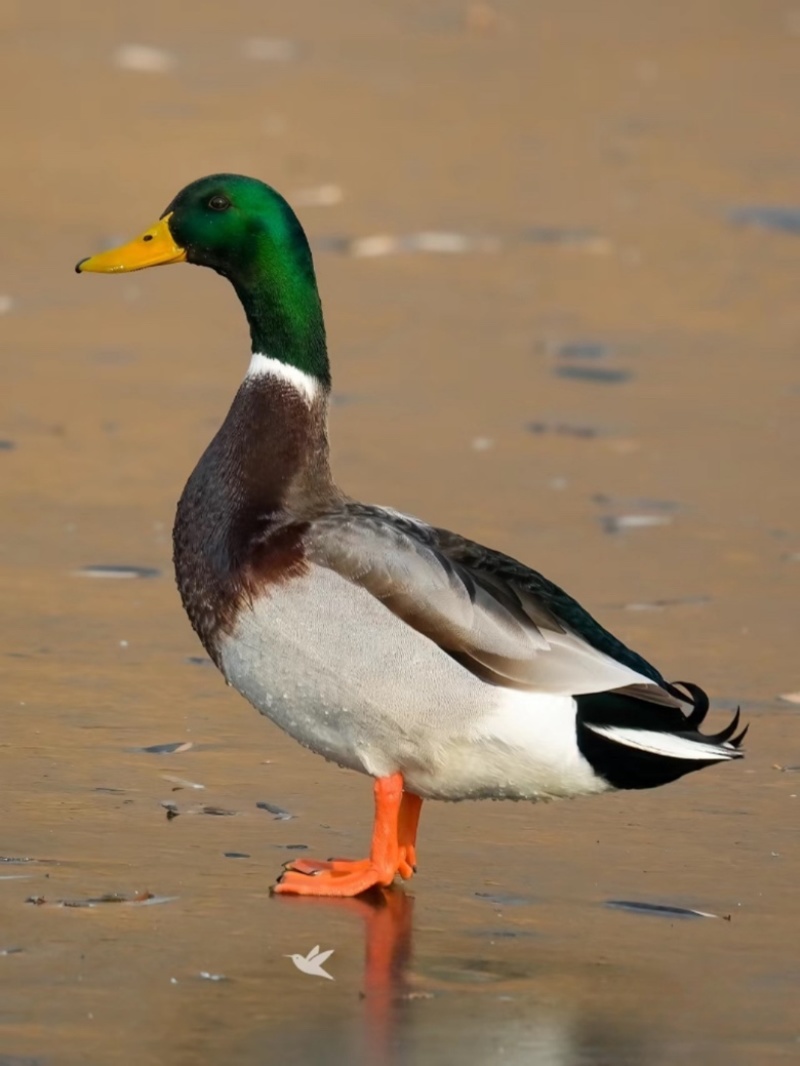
[2,2,799,1064]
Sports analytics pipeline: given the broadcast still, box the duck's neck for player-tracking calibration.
[235,358,335,512]
[228,241,330,387]
[228,241,333,504]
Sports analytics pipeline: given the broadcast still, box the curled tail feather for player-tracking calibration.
[576,682,747,791]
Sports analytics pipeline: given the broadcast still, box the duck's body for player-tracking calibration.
[77,174,746,896]
[173,358,720,805]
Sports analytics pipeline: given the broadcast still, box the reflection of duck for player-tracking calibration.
[211,888,672,1066]
[76,174,747,898]
[277,888,415,1062]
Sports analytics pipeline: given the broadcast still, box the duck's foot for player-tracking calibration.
[274,858,397,897]
[280,848,415,883]
[281,857,366,877]
[271,775,423,898]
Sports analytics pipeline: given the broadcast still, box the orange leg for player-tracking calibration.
[273,775,422,897]
[397,791,422,879]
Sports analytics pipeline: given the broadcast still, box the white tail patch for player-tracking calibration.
[584,724,739,761]
[246,353,319,404]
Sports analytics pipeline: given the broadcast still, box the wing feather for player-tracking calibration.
[304,506,661,695]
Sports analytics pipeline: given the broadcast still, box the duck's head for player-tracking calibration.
[76,174,328,383]
[76,174,310,279]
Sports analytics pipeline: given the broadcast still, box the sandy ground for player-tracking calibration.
[2,1,800,1063]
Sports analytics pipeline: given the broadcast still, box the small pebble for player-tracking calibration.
[256,801,294,820]
[162,774,205,790]
[728,206,800,235]
[778,692,800,704]
[347,232,497,258]
[0,440,16,451]
[606,900,718,919]
[601,515,672,534]
[349,234,402,258]
[623,596,710,611]
[224,852,250,859]
[75,565,160,579]
[136,741,194,755]
[113,43,175,73]
[198,971,228,982]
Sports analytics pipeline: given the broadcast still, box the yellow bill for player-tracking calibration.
[75,214,186,274]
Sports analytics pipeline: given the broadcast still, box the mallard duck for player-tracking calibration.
[76,175,746,897]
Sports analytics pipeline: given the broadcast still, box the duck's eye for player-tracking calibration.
[208,195,231,212]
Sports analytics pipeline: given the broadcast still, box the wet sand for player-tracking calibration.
[2,1,800,1063]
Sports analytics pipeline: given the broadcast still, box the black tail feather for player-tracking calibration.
[730,721,749,748]
[708,706,742,745]
[576,681,747,791]
[668,680,710,729]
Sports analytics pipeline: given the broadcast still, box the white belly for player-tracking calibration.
[218,567,608,801]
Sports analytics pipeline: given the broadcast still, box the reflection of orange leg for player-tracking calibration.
[397,792,422,880]
[274,774,406,897]
[271,885,415,1060]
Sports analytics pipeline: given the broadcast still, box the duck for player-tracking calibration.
[76,174,747,897]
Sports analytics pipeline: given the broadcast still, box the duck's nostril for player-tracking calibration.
[143,234,153,242]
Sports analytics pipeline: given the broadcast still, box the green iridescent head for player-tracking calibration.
[76,174,329,384]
